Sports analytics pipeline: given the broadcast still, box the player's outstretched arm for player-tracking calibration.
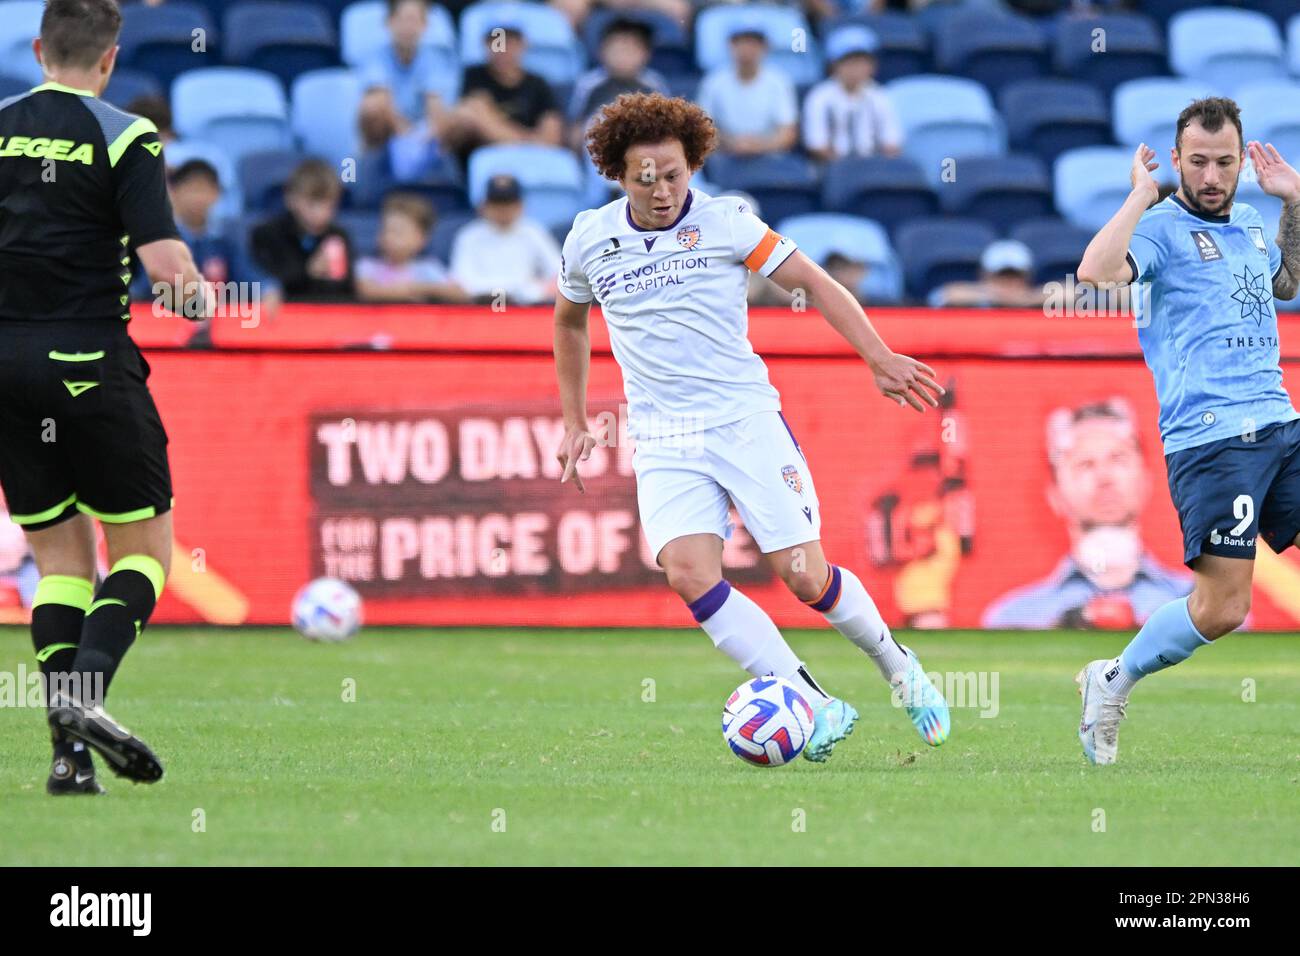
[768,249,944,412]
[1078,144,1161,286]
[1247,141,1300,301]
[553,292,597,492]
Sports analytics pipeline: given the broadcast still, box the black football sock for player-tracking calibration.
[72,555,165,703]
[31,575,93,748]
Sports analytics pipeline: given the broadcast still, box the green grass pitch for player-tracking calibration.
[1,626,1296,866]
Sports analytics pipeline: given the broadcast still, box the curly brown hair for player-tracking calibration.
[586,92,718,181]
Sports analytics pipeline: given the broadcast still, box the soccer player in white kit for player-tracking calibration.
[553,93,950,760]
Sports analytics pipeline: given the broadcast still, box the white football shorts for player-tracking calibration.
[633,410,822,562]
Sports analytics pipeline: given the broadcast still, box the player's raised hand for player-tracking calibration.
[1131,143,1160,198]
[871,352,944,412]
[1247,141,1300,205]
[556,425,597,493]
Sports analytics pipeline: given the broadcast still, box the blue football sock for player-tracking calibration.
[1115,596,1210,686]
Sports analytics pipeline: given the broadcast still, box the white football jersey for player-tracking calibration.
[558,188,798,440]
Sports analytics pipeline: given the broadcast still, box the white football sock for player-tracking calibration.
[689,580,830,704]
[810,564,911,683]
[1100,656,1138,699]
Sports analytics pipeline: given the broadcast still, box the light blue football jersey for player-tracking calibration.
[1128,193,1298,453]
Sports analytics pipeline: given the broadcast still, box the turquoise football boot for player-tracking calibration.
[892,645,950,747]
[803,697,858,763]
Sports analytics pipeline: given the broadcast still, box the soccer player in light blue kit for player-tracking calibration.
[1074,97,1300,764]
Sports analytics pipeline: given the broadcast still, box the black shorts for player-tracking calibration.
[0,319,172,531]
[1165,418,1300,566]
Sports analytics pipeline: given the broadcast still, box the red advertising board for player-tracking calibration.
[121,304,1300,630]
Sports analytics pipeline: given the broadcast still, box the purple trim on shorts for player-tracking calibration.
[688,579,731,623]
[778,411,806,461]
[809,565,842,613]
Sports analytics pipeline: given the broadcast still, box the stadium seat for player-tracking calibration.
[1140,0,1206,28]
[1168,8,1285,94]
[886,75,1004,185]
[171,68,293,165]
[119,2,218,89]
[102,68,164,111]
[0,74,29,101]
[1054,146,1139,232]
[428,209,476,264]
[665,71,701,102]
[817,13,930,84]
[1239,0,1298,32]
[383,165,472,219]
[705,153,821,225]
[999,78,1112,167]
[694,6,823,87]
[938,154,1053,232]
[459,1,584,86]
[933,10,1048,96]
[1237,82,1300,169]
[466,144,585,230]
[161,139,243,221]
[582,8,692,77]
[335,209,381,258]
[0,2,52,85]
[1289,14,1300,78]
[893,217,998,300]
[223,3,340,90]
[341,0,456,66]
[820,156,938,237]
[1238,176,1284,242]
[291,68,363,168]
[775,213,904,303]
[238,149,327,213]
[1112,77,1219,155]
[1053,14,1166,98]
[1008,217,1095,284]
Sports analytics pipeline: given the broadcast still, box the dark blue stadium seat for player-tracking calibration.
[1053,13,1166,97]
[818,13,930,83]
[1138,0,1204,28]
[939,154,1052,233]
[1240,0,1299,31]
[429,210,476,265]
[706,153,821,225]
[385,171,471,220]
[102,68,165,111]
[335,209,381,258]
[223,3,340,90]
[119,2,218,88]
[1009,217,1095,284]
[934,10,1048,97]
[0,74,28,101]
[894,217,998,300]
[665,72,702,102]
[239,149,328,212]
[999,79,1112,167]
[582,8,693,77]
[820,156,938,237]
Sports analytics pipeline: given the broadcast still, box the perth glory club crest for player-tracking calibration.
[676,224,701,249]
[782,464,803,496]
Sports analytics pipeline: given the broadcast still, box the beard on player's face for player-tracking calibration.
[1179,165,1239,216]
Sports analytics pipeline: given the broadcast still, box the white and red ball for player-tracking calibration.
[722,676,816,766]
[291,577,363,642]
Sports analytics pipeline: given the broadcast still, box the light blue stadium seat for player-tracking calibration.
[0,2,46,85]
[1054,146,1138,232]
[1169,8,1284,94]
[467,144,585,230]
[172,68,292,165]
[694,6,822,87]
[776,213,903,303]
[1112,78,1219,156]
[1237,179,1283,242]
[886,75,1004,185]
[160,139,244,221]
[1237,81,1300,169]
[341,0,456,65]
[459,1,583,86]
[1291,14,1300,77]
[291,68,363,168]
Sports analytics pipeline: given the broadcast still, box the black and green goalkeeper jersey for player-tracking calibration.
[0,81,179,323]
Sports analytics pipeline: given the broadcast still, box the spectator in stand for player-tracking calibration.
[251,159,356,301]
[450,173,560,305]
[803,25,903,162]
[824,251,871,304]
[125,94,176,145]
[441,25,564,164]
[567,18,667,147]
[930,239,1047,308]
[356,193,469,303]
[697,23,798,159]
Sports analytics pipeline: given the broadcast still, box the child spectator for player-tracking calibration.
[251,159,356,301]
[356,193,469,303]
[803,25,903,161]
[568,18,667,138]
[450,173,560,304]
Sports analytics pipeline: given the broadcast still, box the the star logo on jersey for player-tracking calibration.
[1231,263,1271,326]
[676,224,701,249]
